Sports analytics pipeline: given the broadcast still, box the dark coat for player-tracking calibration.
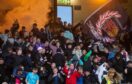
[84,74,99,84]
[126,67,132,83]
[112,58,126,73]
[53,53,65,67]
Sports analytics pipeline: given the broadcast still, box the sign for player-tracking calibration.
[57,0,71,5]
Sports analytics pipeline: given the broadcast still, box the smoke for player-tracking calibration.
[0,0,51,32]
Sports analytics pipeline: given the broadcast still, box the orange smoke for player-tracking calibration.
[0,0,51,32]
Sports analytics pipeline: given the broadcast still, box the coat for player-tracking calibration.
[63,66,81,84]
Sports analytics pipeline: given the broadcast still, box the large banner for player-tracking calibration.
[82,0,131,43]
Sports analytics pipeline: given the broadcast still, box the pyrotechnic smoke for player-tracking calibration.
[0,0,51,32]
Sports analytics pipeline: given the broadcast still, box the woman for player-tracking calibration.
[101,68,122,84]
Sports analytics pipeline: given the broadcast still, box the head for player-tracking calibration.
[36,38,41,43]
[127,61,132,68]
[115,52,121,60]
[76,45,81,50]
[45,41,49,46]
[40,66,46,72]
[32,67,38,74]
[17,38,23,43]
[33,23,37,28]
[108,68,116,78]
[85,70,91,76]
[37,47,43,54]
[53,68,58,74]
[8,48,13,53]
[0,58,4,65]
[107,68,122,81]
[51,63,56,69]
[41,48,46,54]
[56,41,60,48]
[17,48,22,56]
[82,49,87,55]
[80,43,84,49]
[69,63,75,70]
[67,44,72,49]
[28,45,33,51]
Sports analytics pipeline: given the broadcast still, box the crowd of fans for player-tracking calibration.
[0,19,132,84]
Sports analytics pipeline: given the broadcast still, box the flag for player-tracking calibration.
[84,50,92,62]
[82,0,131,43]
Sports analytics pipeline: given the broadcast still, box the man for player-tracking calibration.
[53,49,65,68]
[63,63,83,84]
[26,68,39,84]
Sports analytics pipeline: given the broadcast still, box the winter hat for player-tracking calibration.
[37,47,43,51]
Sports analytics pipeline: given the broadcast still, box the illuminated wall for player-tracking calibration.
[0,0,51,32]
[71,0,109,25]
[58,0,132,26]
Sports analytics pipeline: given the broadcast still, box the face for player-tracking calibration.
[38,49,43,54]
[41,48,46,54]
[29,46,33,51]
[70,64,74,70]
[53,68,58,74]
[45,41,49,46]
[116,56,120,60]
[17,49,22,55]
[37,38,41,43]
[33,69,38,73]
[56,42,60,47]
[51,63,56,69]
[68,45,72,49]
[76,46,81,50]
[0,59,4,65]
[80,44,83,48]
[109,71,115,77]
[85,71,90,76]
[82,50,87,55]
[128,63,132,68]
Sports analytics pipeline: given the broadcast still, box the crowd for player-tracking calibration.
[0,19,132,84]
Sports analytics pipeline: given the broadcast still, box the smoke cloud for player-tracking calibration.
[0,0,51,32]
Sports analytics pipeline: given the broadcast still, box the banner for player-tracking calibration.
[82,0,131,43]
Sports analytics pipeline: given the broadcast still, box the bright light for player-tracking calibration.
[89,0,109,5]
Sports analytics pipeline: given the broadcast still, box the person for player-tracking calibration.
[38,66,48,84]
[125,61,132,83]
[96,62,109,83]
[13,66,26,84]
[77,66,83,84]
[48,68,63,84]
[112,52,126,74]
[52,48,65,68]
[65,43,73,61]
[101,68,122,84]
[83,68,99,84]
[63,63,83,84]
[26,67,39,84]
[0,57,4,83]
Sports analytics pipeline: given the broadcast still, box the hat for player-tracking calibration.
[37,47,43,51]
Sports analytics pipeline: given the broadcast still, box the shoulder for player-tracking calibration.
[27,72,32,75]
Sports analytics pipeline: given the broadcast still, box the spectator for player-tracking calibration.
[101,68,122,84]
[26,67,39,84]
[48,68,63,84]
[63,63,83,84]
[53,49,65,68]
[125,61,132,83]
